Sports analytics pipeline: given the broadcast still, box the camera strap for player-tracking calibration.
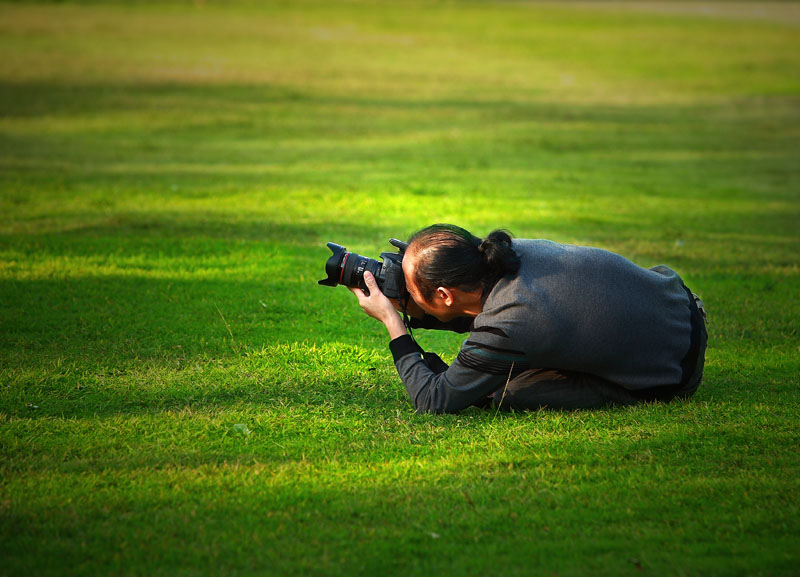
[399,290,419,347]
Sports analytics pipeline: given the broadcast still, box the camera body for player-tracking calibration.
[318,238,408,299]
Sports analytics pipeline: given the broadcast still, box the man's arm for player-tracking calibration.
[390,331,529,413]
[350,271,528,413]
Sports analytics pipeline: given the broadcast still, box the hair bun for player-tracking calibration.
[479,230,519,276]
[479,230,512,253]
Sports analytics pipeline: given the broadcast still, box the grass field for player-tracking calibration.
[1,1,799,575]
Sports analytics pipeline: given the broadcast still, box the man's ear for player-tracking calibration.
[436,287,454,307]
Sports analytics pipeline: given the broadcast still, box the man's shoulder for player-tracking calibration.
[473,289,530,346]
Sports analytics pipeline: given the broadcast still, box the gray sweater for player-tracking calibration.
[390,239,693,413]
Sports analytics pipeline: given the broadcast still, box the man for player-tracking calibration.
[350,224,707,414]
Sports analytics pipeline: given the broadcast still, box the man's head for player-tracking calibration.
[402,224,521,320]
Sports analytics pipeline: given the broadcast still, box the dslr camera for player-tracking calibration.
[318,238,408,299]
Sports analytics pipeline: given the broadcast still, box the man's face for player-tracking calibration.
[402,251,455,321]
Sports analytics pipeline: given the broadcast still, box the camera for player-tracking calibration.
[318,238,408,299]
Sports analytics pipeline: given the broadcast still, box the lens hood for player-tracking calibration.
[318,242,347,287]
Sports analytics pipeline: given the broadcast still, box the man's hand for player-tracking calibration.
[349,271,408,340]
[349,271,397,323]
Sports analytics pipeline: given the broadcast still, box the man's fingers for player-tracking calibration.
[363,271,386,298]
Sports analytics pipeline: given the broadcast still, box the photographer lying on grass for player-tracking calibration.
[348,224,707,414]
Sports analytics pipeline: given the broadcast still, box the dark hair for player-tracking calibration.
[406,224,521,302]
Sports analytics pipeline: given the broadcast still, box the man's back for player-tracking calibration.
[481,239,693,388]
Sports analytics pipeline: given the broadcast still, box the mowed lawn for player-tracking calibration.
[1,1,798,575]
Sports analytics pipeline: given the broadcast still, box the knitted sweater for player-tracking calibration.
[389,239,693,414]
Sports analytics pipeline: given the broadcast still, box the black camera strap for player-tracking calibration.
[398,289,419,347]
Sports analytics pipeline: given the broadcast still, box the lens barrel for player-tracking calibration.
[318,242,382,293]
[341,253,382,292]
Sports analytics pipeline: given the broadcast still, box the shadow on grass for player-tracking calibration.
[3,80,794,169]
[0,79,722,120]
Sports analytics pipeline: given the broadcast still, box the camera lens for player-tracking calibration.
[341,253,383,292]
[318,242,383,293]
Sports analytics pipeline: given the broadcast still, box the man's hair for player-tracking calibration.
[407,224,521,302]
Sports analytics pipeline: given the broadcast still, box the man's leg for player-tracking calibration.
[492,369,644,411]
[492,298,709,411]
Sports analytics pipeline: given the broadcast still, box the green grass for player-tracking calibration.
[1,1,799,575]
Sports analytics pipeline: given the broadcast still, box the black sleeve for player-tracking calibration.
[390,326,531,414]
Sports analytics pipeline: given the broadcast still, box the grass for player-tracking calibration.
[1,1,799,575]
